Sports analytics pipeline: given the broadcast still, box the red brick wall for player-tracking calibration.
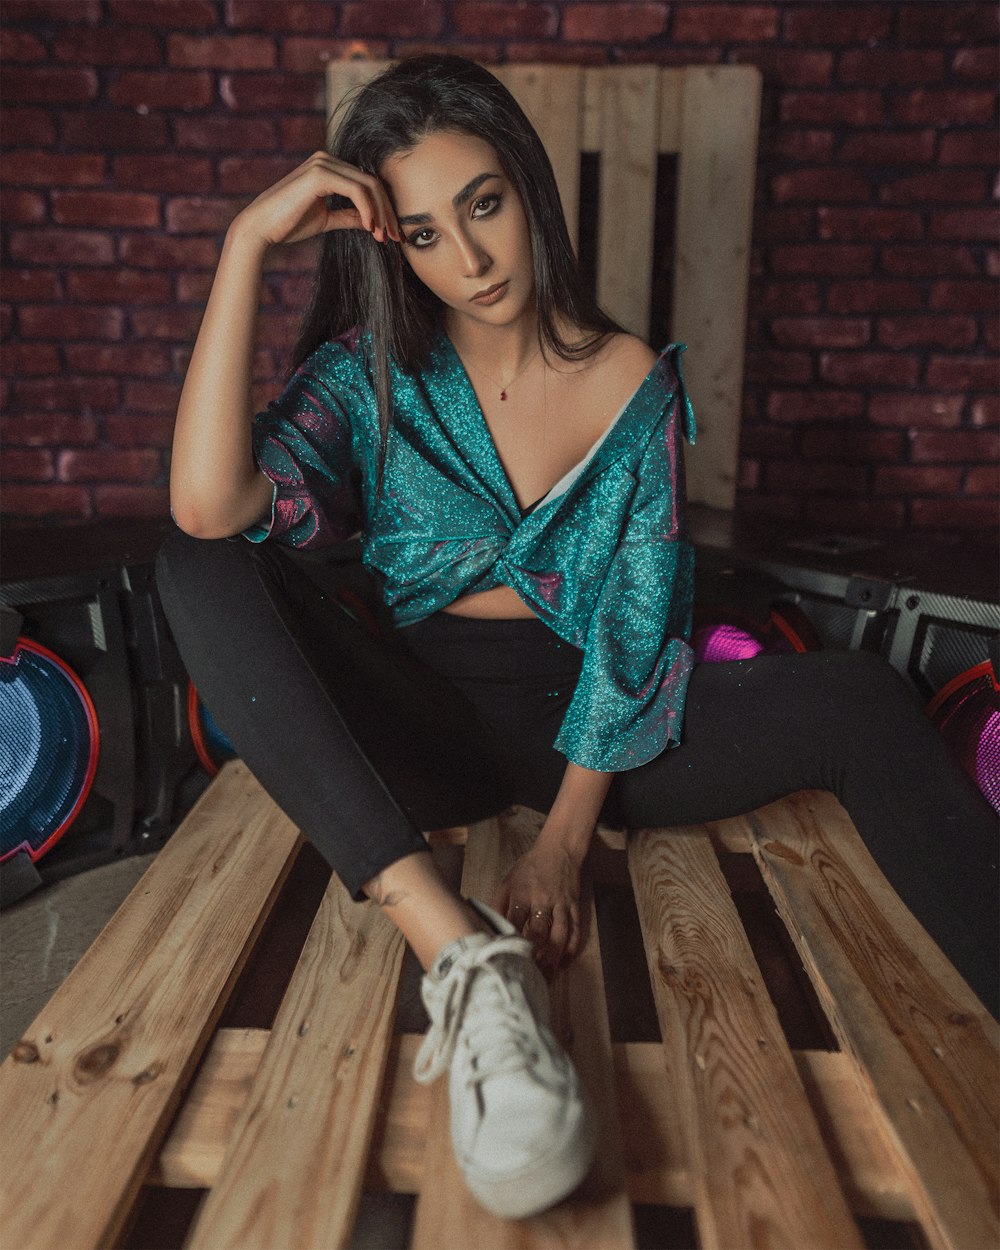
[3,1,997,533]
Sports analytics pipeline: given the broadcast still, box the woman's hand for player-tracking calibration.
[230,150,400,251]
[495,834,586,976]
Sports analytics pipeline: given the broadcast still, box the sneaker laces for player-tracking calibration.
[414,937,558,1090]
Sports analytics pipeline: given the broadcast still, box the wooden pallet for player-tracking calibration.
[2,760,996,1250]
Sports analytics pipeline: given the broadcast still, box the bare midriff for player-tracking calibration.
[441,584,538,619]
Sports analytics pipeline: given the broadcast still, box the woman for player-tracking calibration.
[157,55,998,1219]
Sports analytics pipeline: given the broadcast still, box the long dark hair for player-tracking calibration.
[293,54,620,469]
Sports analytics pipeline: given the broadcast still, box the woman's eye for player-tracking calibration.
[472,193,501,218]
[407,228,437,248]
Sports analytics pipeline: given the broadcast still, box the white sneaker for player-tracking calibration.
[413,899,596,1219]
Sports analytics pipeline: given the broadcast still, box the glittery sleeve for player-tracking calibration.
[553,344,696,771]
[241,339,363,549]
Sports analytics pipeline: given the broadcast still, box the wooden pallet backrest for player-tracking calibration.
[326,61,762,510]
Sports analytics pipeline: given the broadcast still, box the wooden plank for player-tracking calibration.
[746,790,1000,1250]
[795,1050,915,1222]
[495,64,583,253]
[594,65,660,339]
[185,879,406,1250]
[673,65,761,510]
[412,807,635,1249]
[628,824,864,1250]
[325,58,384,131]
[0,761,301,1250]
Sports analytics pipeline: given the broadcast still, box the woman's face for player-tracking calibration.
[380,129,535,335]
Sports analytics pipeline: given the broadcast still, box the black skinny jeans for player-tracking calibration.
[155,529,999,1014]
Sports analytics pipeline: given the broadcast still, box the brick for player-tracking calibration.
[965,465,999,493]
[613,44,721,66]
[770,317,870,349]
[114,154,213,194]
[892,89,996,126]
[765,390,864,423]
[910,429,1000,463]
[971,395,999,426]
[280,37,386,71]
[217,155,297,194]
[58,448,161,483]
[118,235,220,270]
[340,1,445,38]
[1,485,91,518]
[452,2,557,39]
[52,27,162,64]
[0,268,61,300]
[780,90,882,126]
[109,71,214,110]
[738,423,797,458]
[819,351,920,387]
[104,415,175,447]
[62,110,170,150]
[64,342,172,375]
[673,3,776,41]
[755,208,816,243]
[869,395,964,428]
[876,316,978,351]
[882,245,978,278]
[875,466,962,495]
[3,0,100,17]
[911,498,997,530]
[804,497,905,531]
[94,485,171,518]
[952,47,996,80]
[930,209,999,241]
[281,114,334,151]
[925,356,997,390]
[0,189,46,224]
[766,460,867,494]
[930,281,996,312]
[3,151,105,186]
[737,459,759,491]
[1,30,47,61]
[799,428,902,461]
[1,66,97,104]
[4,414,99,445]
[52,190,161,228]
[838,49,945,85]
[1,107,56,146]
[939,133,994,165]
[4,448,55,481]
[729,47,832,86]
[765,128,834,162]
[66,268,173,303]
[772,168,869,203]
[175,272,216,302]
[107,0,218,27]
[744,349,813,386]
[253,309,303,348]
[736,492,801,523]
[19,304,124,341]
[756,281,821,315]
[168,33,276,69]
[165,196,245,233]
[818,207,922,242]
[836,130,935,165]
[130,306,205,339]
[897,2,998,43]
[771,244,874,277]
[220,72,324,111]
[174,115,278,151]
[880,170,988,206]
[782,4,890,43]
[9,229,114,265]
[225,0,339,31]
[2,343,60,375]
[124,380,182,414]
[15,375,119,410]
[561,2,668,41]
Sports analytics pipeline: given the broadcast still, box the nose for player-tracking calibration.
[455,229,491,278]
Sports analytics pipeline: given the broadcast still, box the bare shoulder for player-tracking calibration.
[596,332,658,386]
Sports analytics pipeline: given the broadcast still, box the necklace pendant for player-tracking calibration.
[499,389,507,401]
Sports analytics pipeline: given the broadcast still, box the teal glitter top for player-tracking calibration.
[242,328,697,772]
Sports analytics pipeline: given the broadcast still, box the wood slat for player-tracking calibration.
[185,879,406,1250]
[673,65,761,510]
[0,760,301,1250]
[746,790,1000,1250]
[412,808,635,1249]
[628,824,864,1250]
[592,65,661,339]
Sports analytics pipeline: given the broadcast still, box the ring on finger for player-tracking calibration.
[532,908,554,925]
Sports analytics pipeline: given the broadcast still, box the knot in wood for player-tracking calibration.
[762,840,804,866]
[74,1042,120,1083]
[12,1041,40,1064]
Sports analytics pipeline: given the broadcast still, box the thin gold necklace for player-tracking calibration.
[470,345,542,401]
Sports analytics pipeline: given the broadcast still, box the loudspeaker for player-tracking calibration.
[1,555,205,903]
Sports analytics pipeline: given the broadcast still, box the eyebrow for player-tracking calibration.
[396,171,502,227]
